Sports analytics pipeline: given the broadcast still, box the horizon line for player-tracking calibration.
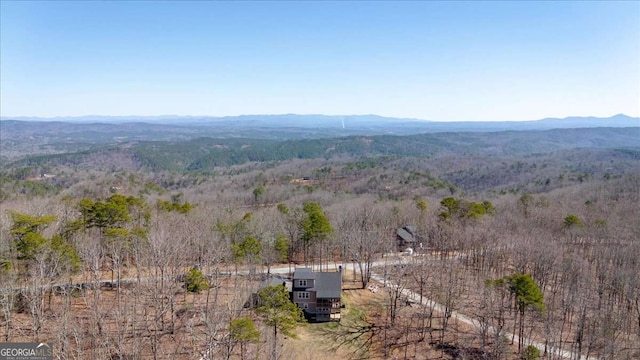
[0,113,636,123]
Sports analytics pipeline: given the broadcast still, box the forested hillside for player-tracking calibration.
[3,126,638,169]
[2,115,638,161]
[0,125,638,359]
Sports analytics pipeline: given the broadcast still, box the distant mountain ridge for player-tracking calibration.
[1,114,638,144]
[2,113,638,131]
[3,127,638,173]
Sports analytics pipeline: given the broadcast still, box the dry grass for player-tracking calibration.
[276,278,520,360]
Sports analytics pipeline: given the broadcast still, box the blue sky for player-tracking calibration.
[1,1,638,121]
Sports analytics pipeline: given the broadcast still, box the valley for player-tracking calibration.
[0,121,638,359]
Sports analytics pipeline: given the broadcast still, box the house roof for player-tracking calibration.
[311,272,342,299]
[396,227,415,242]
[293,268,342,299]
[293,267,316,280]
[260,274,291,292]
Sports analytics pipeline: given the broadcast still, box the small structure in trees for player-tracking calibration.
[292,268,342,322]
[396,226,422,252]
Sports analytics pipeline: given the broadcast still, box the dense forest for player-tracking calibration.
[0,124,638,359]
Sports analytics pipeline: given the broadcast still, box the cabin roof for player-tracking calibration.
[293,267,316,280]
[311,272,342,298]
[396,227,415,242]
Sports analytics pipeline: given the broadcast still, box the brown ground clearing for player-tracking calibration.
[280,279,526,360]
[1,270,580,359]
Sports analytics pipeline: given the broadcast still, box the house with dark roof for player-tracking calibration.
[396,225,423,251]
[292,268,342,322]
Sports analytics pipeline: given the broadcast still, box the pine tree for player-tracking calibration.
[229,317,260,359]
[255,285,304,360]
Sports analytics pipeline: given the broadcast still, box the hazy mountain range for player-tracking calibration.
[2,114,638,142]
[1,113,639,181]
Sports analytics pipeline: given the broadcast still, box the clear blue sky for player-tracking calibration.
[1,1,638,121]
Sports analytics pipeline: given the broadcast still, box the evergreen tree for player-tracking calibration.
[507,274,544,352]
[184,267,210,293]
[300,201,332,264]
[274,234,289,263]
[9,212,56,260]
[563,214,582,228]
[256,285,304,360]
[229,317,260,359]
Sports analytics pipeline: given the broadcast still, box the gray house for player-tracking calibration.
[396,225,422,251]
[292,268,342,322]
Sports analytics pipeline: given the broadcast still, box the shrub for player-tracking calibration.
[523,345,540,360]
[184,267,210,293]
[563,214,582,228]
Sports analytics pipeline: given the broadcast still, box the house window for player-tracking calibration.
[299,303,308,309]
[297,292,309,299]
[299,280,307,287]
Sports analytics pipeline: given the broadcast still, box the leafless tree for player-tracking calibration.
[337,199,392,289]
